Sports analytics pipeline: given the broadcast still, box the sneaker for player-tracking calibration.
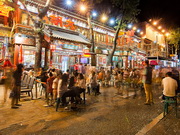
[15,104,22,106]
[151,102,154,105]
[11,106,19,109]
[43,104,50,107]
[64,107,69,110]
[144,102,151,105]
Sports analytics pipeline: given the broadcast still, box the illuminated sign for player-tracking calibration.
[0,0,14,17]
[126,30,134,44]
[14,34,35,46]
[49,15,76,30]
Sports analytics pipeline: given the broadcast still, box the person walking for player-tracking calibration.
[142,60,153,105]
[10,64,24,109]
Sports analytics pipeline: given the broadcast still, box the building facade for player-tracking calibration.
[0,0,149,70]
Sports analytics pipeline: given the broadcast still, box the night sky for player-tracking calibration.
[54,0,180,28]
[138,0,180,28]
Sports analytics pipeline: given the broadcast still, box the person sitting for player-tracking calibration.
[76,73,86,90]
[61,86,85,105]
[68,73,75,89]
[162,72,178,100]
[90,71,100,95]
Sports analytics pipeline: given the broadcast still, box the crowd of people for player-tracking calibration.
[1,61,180,109]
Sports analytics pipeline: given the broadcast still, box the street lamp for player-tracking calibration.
[153,21,157,25]
[80,4,86,12]
[127,24,133,29]
[92,11,97,17]
[158,26,162,29]
[109,18,115,25]
[66,0,73,6]
[101,14,108,23]
[133,27,137,30]
[162,29,165,33]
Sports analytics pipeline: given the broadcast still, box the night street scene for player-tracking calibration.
[0,0,180,135]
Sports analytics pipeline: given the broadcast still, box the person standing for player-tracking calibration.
[46,72,55,106]
[10,64,24,109]
[142,60,153,105]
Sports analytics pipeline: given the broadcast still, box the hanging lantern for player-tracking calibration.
[2,59,13,67]
[50,44,56,51]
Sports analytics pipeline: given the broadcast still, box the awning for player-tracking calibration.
[51,30,90,45]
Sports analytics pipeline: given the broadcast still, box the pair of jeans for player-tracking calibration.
[143,83,153,103]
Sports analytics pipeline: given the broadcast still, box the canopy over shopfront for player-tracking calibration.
[51,30,90,45]
[44,25,91,45]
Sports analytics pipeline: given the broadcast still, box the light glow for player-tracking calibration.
[128,24,132,28]
[101,14,108,22]
[80,4,86,12]
[158,26,162,29]
[92,11,97,17]
[66,0,72,6]
[133,27,137,30]
[165,33,170,36]
[162,29,165,33]
[137,29,140,33]
[153,21,157,25]
[109,19,115,25]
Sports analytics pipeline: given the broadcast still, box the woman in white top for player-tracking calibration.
[52,72,62,102]
[57,73,68,98]
[76,73,86,89]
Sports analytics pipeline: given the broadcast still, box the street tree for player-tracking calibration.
[168,28,180,55]
[106,0,140,68]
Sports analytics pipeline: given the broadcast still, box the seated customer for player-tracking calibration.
[162,72,178,99]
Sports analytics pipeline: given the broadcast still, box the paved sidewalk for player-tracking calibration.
[0,84,179,135]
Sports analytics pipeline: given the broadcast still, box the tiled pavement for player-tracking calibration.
[0,84,179,135]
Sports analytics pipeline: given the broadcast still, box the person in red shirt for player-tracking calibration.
[74,63,79,71]
[46,72,55,106]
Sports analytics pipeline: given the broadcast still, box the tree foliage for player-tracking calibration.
[107,0,140,67]
[168,28,180,53]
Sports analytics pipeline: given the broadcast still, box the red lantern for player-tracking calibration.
[2,59,13,67]
[50,44,56,51]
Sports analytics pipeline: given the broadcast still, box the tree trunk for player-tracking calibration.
[107,27,121,67]
[35,34,43,70]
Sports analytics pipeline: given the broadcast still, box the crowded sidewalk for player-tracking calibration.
[0,83,179,135]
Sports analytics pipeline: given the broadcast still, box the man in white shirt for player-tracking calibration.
[162,72,177,98]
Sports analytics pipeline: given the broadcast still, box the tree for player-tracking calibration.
[106,0,140,68]
[168,28,180,55]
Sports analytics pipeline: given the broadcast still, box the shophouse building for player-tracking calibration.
[137,22,177,67]
[0,0,147,70]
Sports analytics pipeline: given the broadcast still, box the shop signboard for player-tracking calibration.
[0,0,14,17]
[0,29,11,37]
[49,15,76,30]
[14,34,35,46]
[114,51,120,55]
[102,50,108,54]
[113,56,118,62]
[62,44,78,50]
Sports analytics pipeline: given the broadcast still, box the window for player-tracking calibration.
[21,12,28,25]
